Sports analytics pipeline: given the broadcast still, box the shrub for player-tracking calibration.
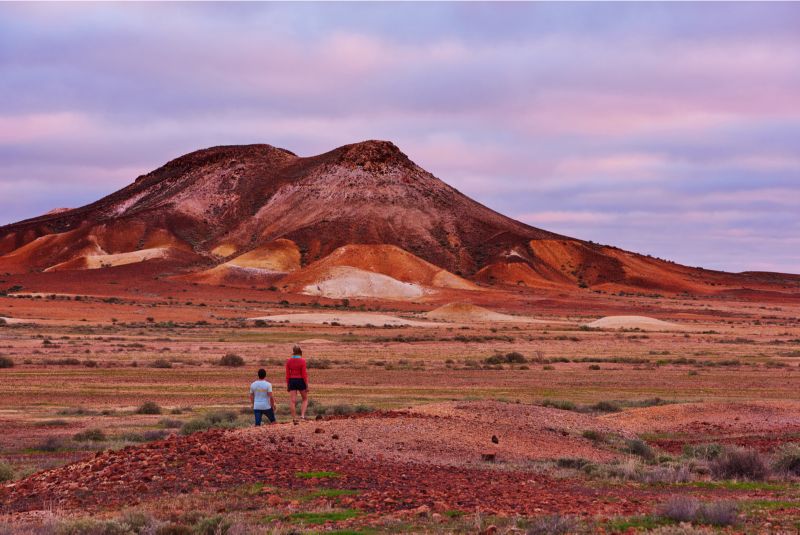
[582,430,604,442]
[700,500,739,526]
[51,518,132,535]
[136,401,163,415]
[193,515,231,535]
[772,443,800,476]
[307,358,332,369]
[526,514,578,535]
[541,399,577,411]
[159,418,183,429]
[181,411,239,435]
[710,447,768,480]
[683,443,722,460]
[218,353,245,367]
[150,359,172,369]
[592,401,621,413]
[588,364,601,370]
[659,496,700,523]
[484,352,527,365]
[0,356,13,368]
[73,428,106,442]
[626,439,656,461]
[35,436,68,452]
[0,461,14,482]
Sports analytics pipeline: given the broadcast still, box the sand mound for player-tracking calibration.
[187,239,301,285]
[303,266,425,299]
[297,338,337,344]
[249,312,438,327]
[281,244,479,298]
[584,315,682,331]
[425,302,540,323]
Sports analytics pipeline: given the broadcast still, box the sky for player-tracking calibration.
[1,3,799,274]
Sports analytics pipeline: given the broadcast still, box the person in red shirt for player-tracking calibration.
[285,344,309,421]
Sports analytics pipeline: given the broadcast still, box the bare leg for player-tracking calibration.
[300,390,309,419]
[290,390,298,420]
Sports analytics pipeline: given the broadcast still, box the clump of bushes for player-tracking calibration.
[659,495,738,526]
[484,351,527,365]
[181,410,240,435]
[135,401,163,415]
[710,447,768,481]
[218,353,245,367]
[73,428,106,442]
[0,355,14,368]
[150,359,172,369]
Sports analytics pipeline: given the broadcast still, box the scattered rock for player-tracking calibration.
[491,435,499,444]
[314,428,324,434]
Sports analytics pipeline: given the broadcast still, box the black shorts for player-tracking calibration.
[287,378,307,391]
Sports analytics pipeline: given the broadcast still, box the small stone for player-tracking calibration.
[332,434,339,440]
[266,495,282,506]
[314,428,324,434]
[491,435,499,444]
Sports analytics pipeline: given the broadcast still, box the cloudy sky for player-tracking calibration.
[1,3,799,273]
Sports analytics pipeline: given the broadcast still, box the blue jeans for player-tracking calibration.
[254,408,276,426]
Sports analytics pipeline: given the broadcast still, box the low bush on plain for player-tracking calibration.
[659,496,738,527]
[683,443,722,460]
[484,351,527,365]
[710,447,768,481]
[218,353,245,367]
[150,358,172,369]
[541,399,576,411]
[181,410,240,435]
[526,514,579,535]
[73,428,106,442]
[0,356,13,368]
[135,401,162,415]
[772,443,800,476]
[34,436,68,452]
[626,438,656,461]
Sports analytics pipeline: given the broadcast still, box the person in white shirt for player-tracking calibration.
[249,368,276,426]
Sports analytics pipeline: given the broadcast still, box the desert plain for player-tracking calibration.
[1,265,799,534]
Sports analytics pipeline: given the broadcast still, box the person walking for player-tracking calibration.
[250,368,276,426]
[285,345,309,422]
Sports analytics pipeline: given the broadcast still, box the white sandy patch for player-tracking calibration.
[249,312,438,327]
[584,315,683,331]
[424,302,549,323]
[298,338,337,344]
[44,247,173,272]
[0,316,36,324]
[303,266,425,300]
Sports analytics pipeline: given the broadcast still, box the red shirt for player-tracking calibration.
[285,356,308,383]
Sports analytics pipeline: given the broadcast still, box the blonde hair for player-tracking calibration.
[292,345,302,356]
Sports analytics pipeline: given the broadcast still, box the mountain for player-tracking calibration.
[1,140,797,298]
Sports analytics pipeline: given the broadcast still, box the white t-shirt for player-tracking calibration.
[250,380,273,410]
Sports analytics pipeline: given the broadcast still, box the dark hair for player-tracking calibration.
[257,368,266,379]
[292,345,302,356]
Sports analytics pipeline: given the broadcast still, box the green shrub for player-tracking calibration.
[73,428,107,442]
[541,399,577,411]
[193,515,231,535]
[0,460,14,482]
[591,401,621,413]
[626,439,656,461]
[772,443,800,476]
[683,443,722,460]
[136,401,162,415]
[218,353,245,367]
[307,358,332,369]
